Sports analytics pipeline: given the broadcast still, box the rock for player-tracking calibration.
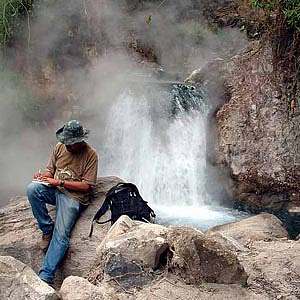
[61,274,267,300]
[212,41,300,211]
[0,255,59,300]
[132,275,268,300]
[0,176,122,286]
[89,217,247,287]
[239,239,300,299]
[184,58,225,86]
[97,215,169,269]
[207,213,289,245]
[166,226,248,285]
[89,215,169,288]
[60,276,104,300]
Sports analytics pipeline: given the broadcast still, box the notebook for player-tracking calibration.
[32,180,51,186]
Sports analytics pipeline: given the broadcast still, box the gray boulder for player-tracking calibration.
[88,216,248,288]
[166,226,248,285]
[207,213,288,246]
[88,215,169,288]
[0,255,59,300]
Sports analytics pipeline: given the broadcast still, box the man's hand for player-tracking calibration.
[40,177,61,186]
[33,171,53,180]
[37,176,91,192]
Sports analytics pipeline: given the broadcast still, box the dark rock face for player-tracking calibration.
[104,253,153,289]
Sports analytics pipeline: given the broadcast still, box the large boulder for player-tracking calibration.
[88,215,170,288]
[0,176,122,286]
[89,216,248,288]
[0,255,59,300]
[166,226,248,285]
[206,213,289,246]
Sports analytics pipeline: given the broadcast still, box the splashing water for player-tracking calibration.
[101,83,247,230]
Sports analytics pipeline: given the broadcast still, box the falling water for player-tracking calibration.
[101,82,247,230]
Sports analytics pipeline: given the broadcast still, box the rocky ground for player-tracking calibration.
[1,177,300,299]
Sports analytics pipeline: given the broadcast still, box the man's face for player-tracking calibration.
[66,142,86,153]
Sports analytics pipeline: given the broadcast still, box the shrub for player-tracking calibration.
[0,0,33,47]
[251,0,300,31]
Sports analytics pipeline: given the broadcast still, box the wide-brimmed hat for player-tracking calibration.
[56,120,89,145]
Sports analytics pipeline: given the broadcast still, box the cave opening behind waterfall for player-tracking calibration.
[100,80,248,230]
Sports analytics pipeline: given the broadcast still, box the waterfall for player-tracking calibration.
[100,83,247,229]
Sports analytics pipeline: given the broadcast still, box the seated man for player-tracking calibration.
[27,120,98,284]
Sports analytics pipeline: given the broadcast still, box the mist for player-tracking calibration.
[0,0,248,207]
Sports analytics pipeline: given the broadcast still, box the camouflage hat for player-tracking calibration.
[56,120,89,145]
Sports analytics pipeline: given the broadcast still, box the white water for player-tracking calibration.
[101,85,247,230]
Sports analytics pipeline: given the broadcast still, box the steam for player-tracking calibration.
[0,0,248,207]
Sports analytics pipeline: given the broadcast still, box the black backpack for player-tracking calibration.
[89,182,156,237]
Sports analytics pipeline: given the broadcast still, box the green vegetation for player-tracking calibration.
[251,0,300,30]
[0,0,34,47]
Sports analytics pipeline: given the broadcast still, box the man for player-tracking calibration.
[27,120,98,284]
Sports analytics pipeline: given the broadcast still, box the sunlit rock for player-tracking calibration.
[0,255,59,300]
[207,213,288,245]
[60,276,104,300]
[166,226,248,285]
[89,216,247,288]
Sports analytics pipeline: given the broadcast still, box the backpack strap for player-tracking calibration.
[89,197,111,237]
[88,218,112,237]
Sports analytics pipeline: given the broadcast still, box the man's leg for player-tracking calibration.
[39,191,80,283]
[27,182,56,235]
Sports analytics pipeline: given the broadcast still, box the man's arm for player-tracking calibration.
[41,177,91,192]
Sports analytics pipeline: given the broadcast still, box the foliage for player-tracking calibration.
[284,0,300,30]
[251,0,300,30]
[0,0,34,47]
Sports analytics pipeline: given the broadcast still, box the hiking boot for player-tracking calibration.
[39,232,53,253]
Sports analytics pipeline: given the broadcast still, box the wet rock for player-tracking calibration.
[0,176,122,286]
[60,276,104,300]
[0,255,59,300]
[166,226,248,285]
[207,213,288,245]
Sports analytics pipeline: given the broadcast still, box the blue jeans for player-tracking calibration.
[27,182,81,283]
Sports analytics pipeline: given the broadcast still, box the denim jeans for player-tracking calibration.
[27,182,81,283]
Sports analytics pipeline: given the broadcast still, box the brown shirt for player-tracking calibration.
[46,142,98,205]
